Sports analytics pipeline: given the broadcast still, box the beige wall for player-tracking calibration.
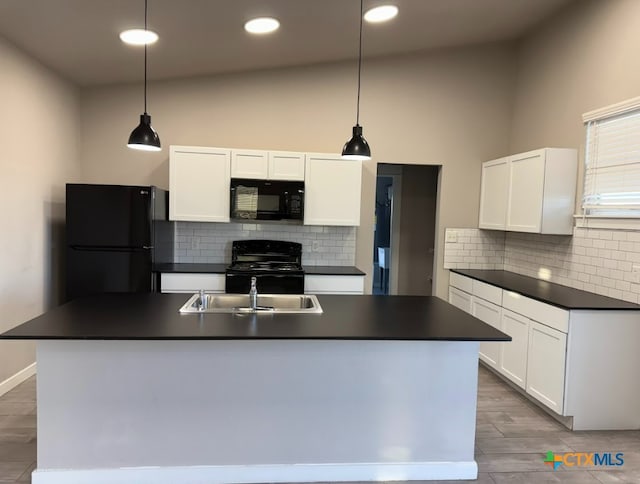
[510,0,640,154]
[0,36,80,383]
[80,43,516,298]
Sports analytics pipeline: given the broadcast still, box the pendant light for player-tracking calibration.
[342,0,371,161]
[127,0,161,151]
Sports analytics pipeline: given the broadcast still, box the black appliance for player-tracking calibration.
[225,240,304,294]
[230,178,304,222]
[65,183,174,301]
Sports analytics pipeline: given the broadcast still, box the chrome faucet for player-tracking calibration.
[198,289,207,311]
[249,277,258,310]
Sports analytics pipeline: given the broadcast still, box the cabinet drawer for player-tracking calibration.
[305,275,364,294]
[449,287,472,314]
[161,273,225,293]
[472,297,501,329]
[473,280,502,306]
[449,272,473,293]
[503,291,569,333]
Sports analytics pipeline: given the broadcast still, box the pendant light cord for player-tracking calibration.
[356,0,364,125]
[144,0,148,114]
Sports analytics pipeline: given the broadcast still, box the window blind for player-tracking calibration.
[583,107,640,216]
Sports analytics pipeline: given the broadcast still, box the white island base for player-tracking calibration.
[33,340,480,484]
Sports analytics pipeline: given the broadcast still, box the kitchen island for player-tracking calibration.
[1,293,509,484]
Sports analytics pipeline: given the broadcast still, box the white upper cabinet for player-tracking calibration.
[169,145,231,222]
[478,157,509,229]
[268,152,305,180]
[478,148,577,234]
[304,153,362,226]
[231,150,269,179]
[507,151,546,232]
[231,150,305,181]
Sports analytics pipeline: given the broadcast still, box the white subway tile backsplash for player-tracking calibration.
[174,222,356,266]
[444,226,640,304]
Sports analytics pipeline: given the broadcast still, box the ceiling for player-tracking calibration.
[0,0,575,87]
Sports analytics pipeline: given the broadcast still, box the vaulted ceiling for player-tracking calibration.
[0,0,575,86]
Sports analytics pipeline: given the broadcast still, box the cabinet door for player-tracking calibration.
[161,273,225,293]
[449,287,472,314]
[472,297,502,370]
[268,152,305,180]
[506,150,545,232]
[169,146,231,222]
[304,154,362,226]
[526,321,567,414]
[305,275,364,294]
[478,157,509,230]
[500,309,529,389]
[231,150,268,179]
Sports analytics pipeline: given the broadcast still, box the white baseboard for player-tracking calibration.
[0,362,36,397]
[32,461,478,484]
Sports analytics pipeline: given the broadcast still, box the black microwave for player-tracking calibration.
[230,178,304,222]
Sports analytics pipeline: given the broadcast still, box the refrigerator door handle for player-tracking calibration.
[143,246,154,250]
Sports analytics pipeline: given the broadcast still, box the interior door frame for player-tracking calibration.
[388,173,402,295]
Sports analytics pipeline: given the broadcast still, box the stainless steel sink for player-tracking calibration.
[179,293,323,314]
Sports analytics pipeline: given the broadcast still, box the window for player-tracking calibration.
[582,97,640,218]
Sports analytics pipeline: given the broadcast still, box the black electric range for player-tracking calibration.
[225,240,304,294]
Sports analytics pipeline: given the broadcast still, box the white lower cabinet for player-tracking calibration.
[471,297,502,370]
[526,321,567,414]
[161,273,225,293]
[449,271,640,429]
[449,272,570,409]
[305,275,364,294]
[499,309,529,389]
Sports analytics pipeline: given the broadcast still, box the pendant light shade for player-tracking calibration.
[342,0,371,161]
[128,113,161,151]
[128,0,161,152]
[342,125,370,160]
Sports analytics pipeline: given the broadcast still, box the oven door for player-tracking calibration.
[225,272,304,294]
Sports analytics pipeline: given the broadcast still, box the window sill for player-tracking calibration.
[574,215,640,230]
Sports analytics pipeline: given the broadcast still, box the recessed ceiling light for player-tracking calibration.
[119,29,159,45]
[364,5,398,23]
[244,17,280,34]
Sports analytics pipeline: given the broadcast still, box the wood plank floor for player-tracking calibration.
[0,366,638,483]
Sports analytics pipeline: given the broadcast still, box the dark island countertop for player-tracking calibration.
[0,294,509,342]
[452,269,640,310]
[154,263,365,276]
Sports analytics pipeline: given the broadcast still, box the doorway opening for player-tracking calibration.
[372,164,440,296]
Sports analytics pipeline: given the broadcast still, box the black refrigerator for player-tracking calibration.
[65,184,174,301]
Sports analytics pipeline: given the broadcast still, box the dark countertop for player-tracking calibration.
[154,263,365,276]
[0,293,509,342]
[303,266,365,276]
[452,269,640,310]
[154,263,227,274]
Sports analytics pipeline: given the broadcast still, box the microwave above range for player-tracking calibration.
[230,178,304,222]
